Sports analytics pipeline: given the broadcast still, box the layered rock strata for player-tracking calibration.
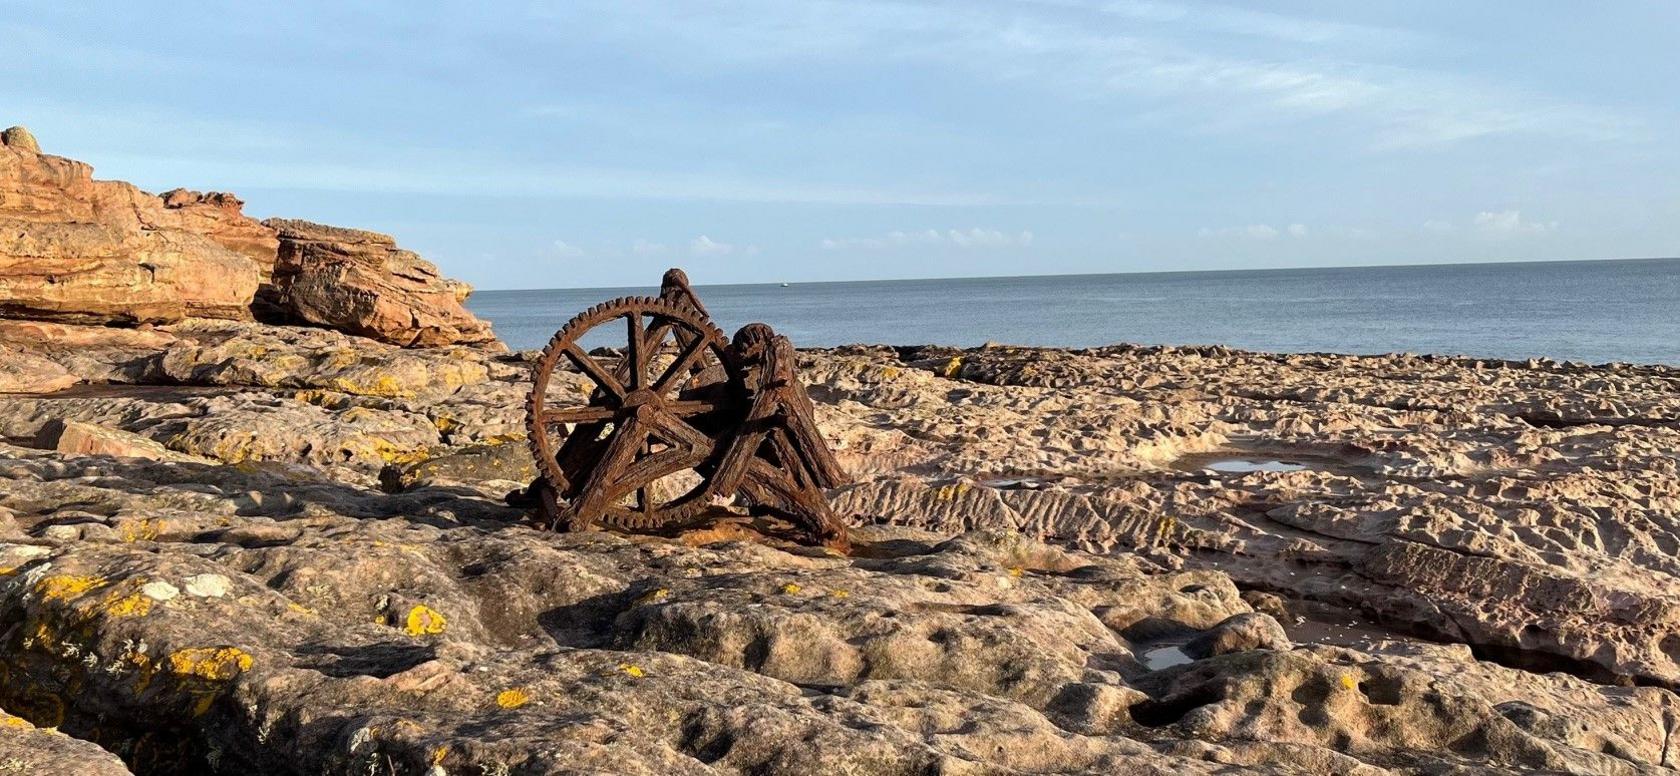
[0,126,495,347]
[263,219,498,348]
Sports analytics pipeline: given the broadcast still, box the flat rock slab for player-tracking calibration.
[0,442,1676,774]
[0,708,132,775]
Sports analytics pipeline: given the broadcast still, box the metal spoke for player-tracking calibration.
[626,312,645,390]
[541,405,619,425]
[666,398,723,416]
[562,343,626,398]
[652,337,711,396]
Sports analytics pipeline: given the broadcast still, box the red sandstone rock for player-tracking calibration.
[263,218,500,348]
[0,125,497,347]
[0,133,262,323]
[157,188,280,276]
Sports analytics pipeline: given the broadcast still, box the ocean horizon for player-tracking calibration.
[469,257,1680,365]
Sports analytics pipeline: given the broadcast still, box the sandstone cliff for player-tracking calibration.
[0,133,261,323]
[0,126,496,347]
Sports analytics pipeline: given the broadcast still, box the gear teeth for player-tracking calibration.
[525,296,736,533]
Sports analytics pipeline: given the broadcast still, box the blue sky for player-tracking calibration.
[6,1,1678,289]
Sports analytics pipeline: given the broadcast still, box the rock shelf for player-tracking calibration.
[3,323,1678,774]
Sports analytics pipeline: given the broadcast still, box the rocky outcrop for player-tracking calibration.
[0,221,261,323]
[0,707,133,775]
[262,219,499,348]
[0,126,496,348]
[2,311,1679,772]
[0,129,262,324]
[0,344,77,393]
[822,343,1680,689]
[158,189,280,274]
[1,451,1673,774]
[0,126,39,154]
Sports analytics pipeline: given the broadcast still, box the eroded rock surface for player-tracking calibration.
[1,322,1679,773]
[0,707,133,775]
[263,219,499,348]
[2,446,1673,775]
[0,126,497,347]
[0,133,261,324]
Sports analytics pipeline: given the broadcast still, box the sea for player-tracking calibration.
[467,258,1680,366]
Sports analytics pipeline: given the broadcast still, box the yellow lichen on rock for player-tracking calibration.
[934,482,971,501]
[364,437,431,466]
[618,663,645,678]
[119,518,161,543]
[102,591,153,618]
[495,688,531,709]
[403,605,447,636]
[326,373,413,399]
[167,646,254,681]
[35,575,106,602]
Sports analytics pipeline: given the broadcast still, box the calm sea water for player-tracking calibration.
[468,258,1680,365]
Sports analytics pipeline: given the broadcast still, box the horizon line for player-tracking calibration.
[472,254,1679,294]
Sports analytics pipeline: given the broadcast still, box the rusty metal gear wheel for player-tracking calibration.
[525,296,741,531]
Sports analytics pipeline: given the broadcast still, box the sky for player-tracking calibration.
[5,1,1678,289]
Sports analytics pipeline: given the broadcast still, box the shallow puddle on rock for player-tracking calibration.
[1172,447,1362,476]
[1140,645,1193,670]
[1202,458,1308,473]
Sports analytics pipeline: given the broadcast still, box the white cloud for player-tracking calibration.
[550,239,585,258]
[689,235,735,256]
[948,227,1035,248]
[1200,223,1302,240]
[822,228,1033,251]
[536,0,1641,151]
[631,238,667,256]
[1473,210,1556,237]
[1422,219,1454,233]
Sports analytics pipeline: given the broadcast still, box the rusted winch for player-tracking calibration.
[520,269,848,547]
